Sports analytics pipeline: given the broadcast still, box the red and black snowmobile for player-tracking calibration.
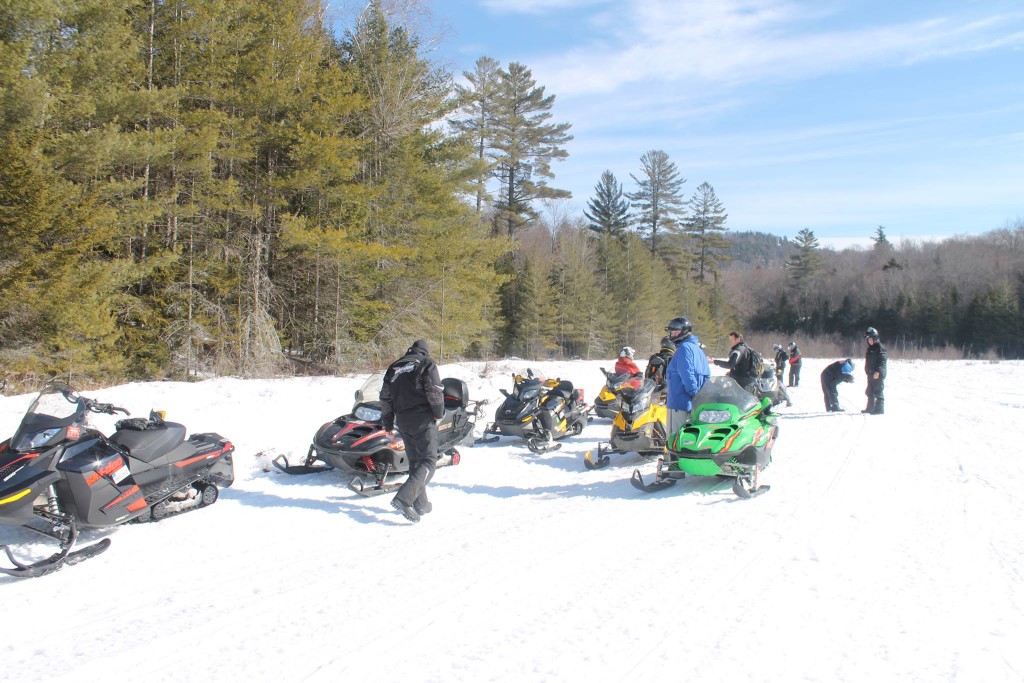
[0,381,234,578]
[273,375,486,497]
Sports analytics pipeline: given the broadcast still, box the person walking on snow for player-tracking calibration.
[380,339,445,523]
[664,317,710,439]
[820,359,855,412]
[863,327,888,414]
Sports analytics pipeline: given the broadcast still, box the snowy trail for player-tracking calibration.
[2,359,1024,682]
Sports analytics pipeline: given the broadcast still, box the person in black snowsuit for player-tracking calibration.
[787,341,802,387]
[772,344,788,382]
[820,359,855,412]
[712,331,757,392]
[380,339,445,523]
[863,327,888,414]
[644,336,676,392]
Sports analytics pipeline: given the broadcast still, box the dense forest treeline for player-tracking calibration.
[1,1,1021,391]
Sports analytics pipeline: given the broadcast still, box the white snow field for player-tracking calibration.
[2,357,1023,682]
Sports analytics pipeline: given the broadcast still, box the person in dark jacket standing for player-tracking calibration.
[380,339,445,523]
[787,341,802,387]
[863,327,888,414]
[645,336,676,391]
[820,359,855,412]
[712,331,756,392]
[772,344,788,382]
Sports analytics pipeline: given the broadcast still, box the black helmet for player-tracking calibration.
[660,336,674,351]
[665,317,692,336]
[864,326,879,340]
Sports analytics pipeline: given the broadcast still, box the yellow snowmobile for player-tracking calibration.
[584,378,667,469]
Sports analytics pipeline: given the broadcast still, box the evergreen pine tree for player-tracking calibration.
[683,181,731,282]
[490,62,573,237]
[450,56,501,213]
[583,170,631,236]
[627,150,686,255]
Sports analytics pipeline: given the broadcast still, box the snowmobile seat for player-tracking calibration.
[550,380,575,400]
[110,422,187,463]
[442,377,469,410]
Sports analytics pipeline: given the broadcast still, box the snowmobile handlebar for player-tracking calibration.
[85,398,129,416]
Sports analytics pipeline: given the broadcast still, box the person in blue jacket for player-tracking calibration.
[664,316,711,440]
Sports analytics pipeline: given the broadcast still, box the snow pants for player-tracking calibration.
[667,409,691,443]
[865,377,885,414]
[394,415,438,511]
[821,376,842,411]
[789,361,802,387]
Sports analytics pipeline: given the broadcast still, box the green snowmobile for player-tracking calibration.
[631,376,778,498]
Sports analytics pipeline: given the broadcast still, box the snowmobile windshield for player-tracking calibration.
[11,382,86,451]
[353,374,385,409]
[515,379,543,401]
[691,376,759,413]
[625,379,656,413]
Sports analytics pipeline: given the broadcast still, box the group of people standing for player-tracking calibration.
[378,322,888,523]
[772,342,803,387]
[661,319,889,430]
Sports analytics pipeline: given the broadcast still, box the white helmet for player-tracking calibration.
[619,346,635,359]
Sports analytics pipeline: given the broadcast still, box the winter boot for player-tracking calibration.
[871,399,884,415]
[391,497,420,523]
[414,500,433,516]
[861,397,875,414]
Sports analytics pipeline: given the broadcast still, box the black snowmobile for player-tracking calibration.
[752,360,791,408]
[0,381,234,578]
[524,380,590,453]
[480,369,553,442]
[273,375,485,497]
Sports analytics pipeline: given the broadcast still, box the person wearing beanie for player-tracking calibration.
[380,339,445,523]
[820,358,856,412]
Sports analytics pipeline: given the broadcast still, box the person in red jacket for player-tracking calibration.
[787,341,803,387]
[614,346,642,378]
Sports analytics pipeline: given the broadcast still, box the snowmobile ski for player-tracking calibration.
[630,468,677,492]
[583,449,610,470]
[0,532,111,579]
[272,452,332,475]
[732,476,771,499]
[526,437,562,454]
[347,475,403,497]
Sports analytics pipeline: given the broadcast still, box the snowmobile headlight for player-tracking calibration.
[698,410,731,424]
[519,387,540,401]
[354,405,382,422]
[14,427,61,451]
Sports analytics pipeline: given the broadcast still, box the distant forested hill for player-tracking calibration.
[723,231,800,270]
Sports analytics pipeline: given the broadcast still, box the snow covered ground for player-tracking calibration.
[2,357,1024,682]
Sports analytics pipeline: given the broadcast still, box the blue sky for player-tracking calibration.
[353,1,1024,246]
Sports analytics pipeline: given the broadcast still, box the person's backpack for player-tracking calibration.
[741,346,764,379]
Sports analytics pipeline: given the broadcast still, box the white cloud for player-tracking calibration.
[479,0,610,14]
[524,1,1024,97]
